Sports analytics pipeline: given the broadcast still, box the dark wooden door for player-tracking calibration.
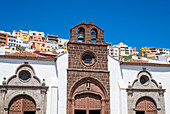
[89,110,101,114]
[75,110,86,114]
[136,111,145,114]
[24,111,36,114]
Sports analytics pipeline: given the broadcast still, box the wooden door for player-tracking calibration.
[136,97,157,114]
[9,95,36,114]
[75,93,101,114]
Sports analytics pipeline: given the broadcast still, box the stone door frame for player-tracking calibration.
[68,77,109,114]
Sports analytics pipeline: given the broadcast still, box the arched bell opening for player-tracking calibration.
[78,28,85,42]
[8,95,36,114]
[136,97,157,114]
[91,29,97,43]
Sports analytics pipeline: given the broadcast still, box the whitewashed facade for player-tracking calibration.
[0,53,169,114]
[0,22,169,114]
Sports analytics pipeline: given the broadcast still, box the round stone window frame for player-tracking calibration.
[140,75,150,86]
[138,71,151,86]
[19,70,31,81]
[81,51,96,66]
[16,66,34,82]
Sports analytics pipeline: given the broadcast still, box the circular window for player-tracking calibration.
[19,70,31,81]
[81,52,95,66]
[140,75,149,85]
[83,55,92,64]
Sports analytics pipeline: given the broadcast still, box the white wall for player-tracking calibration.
[108,56,127,114]
[0,58,58,114]
[57,53,68,114]
[121,65,170,114]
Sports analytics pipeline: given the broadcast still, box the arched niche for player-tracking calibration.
[78,27,85,42]
[91,29,97,43]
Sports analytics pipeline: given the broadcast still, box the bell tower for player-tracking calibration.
[67,21,110,114]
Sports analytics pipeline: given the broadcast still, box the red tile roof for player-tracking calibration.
[123,59,148,63]
[0,51,55,61]
[165,55,170,57]
[6,51,45,58]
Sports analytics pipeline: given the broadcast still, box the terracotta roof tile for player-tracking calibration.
[165,55,170,57]
[0,51,55,61]
[5,51,45,58]
[124,59,148,63]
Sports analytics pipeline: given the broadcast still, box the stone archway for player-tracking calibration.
[8,95,36,114]
[136,97,157,114]
[68,77,109,114]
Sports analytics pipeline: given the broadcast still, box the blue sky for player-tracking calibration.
[0,0,170,50]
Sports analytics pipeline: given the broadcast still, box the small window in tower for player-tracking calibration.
[78,28,85,42]
[81,52,96,66]
[83,55,92,64]
[91,29,97,43]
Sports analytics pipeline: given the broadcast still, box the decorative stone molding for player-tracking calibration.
[126,68,166,114]
[0,62,48,114]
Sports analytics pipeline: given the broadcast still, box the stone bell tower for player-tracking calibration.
[67,21,110,114]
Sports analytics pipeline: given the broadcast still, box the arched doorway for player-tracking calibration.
[8,95,36,114]
[68,77,109,114]
[136,97,157,114]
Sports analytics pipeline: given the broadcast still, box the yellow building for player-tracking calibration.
[21,33,29,42]
[58,38,69,49]
[139,47,157,59]
[40,46,52,52]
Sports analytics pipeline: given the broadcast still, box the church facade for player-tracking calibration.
[0,22,169,114]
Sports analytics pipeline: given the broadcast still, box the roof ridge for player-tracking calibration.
[5,51,45,58]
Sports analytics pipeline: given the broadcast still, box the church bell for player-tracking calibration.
[78,30,84,40]
[91,32,96,40]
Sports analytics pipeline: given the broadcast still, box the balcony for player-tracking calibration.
[0,36,6,39]
[0,40,6,43]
